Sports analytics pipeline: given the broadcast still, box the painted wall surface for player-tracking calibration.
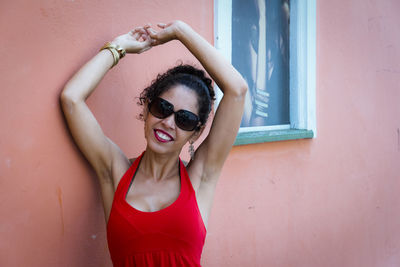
[1,0,399,267]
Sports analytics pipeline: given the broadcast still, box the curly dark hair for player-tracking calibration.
[138,64,216,130]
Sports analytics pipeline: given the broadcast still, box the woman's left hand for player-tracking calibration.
[112,27,153,54]
[145,21,184,46]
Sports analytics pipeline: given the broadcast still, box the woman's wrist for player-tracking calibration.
[98,49,115,70]
[99,42,126,68]
[174,20,191,42]
[110,37,127,52]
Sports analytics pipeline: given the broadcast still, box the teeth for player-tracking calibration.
[156,131,172,141]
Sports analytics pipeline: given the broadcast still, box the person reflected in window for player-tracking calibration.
[233,0,290,127]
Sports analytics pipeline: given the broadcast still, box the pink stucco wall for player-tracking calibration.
[1,0,399,266]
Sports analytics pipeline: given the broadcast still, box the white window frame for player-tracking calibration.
[214,0,316,145]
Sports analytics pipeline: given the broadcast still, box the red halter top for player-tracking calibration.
[107,153,207,266]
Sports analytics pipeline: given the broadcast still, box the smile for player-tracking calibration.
[154,129,174,143]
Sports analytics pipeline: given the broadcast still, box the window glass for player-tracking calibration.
[232,0,290,127]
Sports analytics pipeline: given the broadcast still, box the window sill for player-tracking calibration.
[234,129,314,146]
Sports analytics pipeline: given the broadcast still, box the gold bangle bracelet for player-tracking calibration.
[110,48,119,67]
[100,47,118,68]
[100,42,126,58]
[100,42,126,68]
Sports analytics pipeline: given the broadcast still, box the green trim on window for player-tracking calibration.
[234,129,314,146]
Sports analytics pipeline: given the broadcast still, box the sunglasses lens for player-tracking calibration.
[149,98,172,119]
[176,110,199,131]
[149,97,199,131]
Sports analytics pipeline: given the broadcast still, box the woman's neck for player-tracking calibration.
[140,148,180,181]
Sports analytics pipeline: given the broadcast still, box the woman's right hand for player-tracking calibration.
[144,21,185,46]
[111,27,153,54]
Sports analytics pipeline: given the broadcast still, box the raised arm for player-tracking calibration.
[146,21,248,182]
[60,28,152,219]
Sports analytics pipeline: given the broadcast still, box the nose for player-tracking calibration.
[161,113,176,130]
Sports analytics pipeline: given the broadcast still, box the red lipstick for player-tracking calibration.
[154,129,174,143]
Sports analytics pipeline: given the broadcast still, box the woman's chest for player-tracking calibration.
[125,174,181,213]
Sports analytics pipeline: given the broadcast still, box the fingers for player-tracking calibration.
[131,23,164,38]
[157,23,167,29]
[142,23,159,38]
[129,27,147,39]
[142,32,154,44]
[145,27,158,38]
[130,27,144,34]
[139,33,147,41]
[137,34,156,53]
[129,31,140,39]
[127,23,165,48]
[143,24,153,33]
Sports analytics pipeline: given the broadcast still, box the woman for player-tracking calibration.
[61,20,247,266]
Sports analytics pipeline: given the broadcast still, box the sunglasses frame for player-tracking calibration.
[148,97,201,131]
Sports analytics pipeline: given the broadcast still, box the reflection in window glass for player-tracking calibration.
[232,0,290,127]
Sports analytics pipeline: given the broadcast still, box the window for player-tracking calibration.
[214,0,316,145]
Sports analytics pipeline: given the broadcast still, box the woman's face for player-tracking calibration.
[144,85,200,155]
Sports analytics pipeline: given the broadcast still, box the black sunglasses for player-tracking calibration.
[148,97,200,131]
